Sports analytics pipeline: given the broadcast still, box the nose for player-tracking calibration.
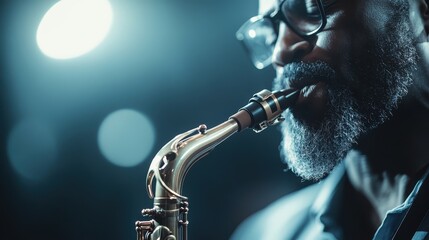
[272,22,313,68]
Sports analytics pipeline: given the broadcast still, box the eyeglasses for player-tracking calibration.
[236,0,335,69]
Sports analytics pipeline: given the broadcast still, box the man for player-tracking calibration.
[231,0,429,239]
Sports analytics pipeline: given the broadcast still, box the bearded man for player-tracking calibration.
[231,0,429,239]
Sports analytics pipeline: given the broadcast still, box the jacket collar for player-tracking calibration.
[310,162,347,239]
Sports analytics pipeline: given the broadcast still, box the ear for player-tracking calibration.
[410,0,429,109]
[409,0,429,40]
[421,0,429,36]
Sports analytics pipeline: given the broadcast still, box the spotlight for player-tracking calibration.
[36,0,113,59]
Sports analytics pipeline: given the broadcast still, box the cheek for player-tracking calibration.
[311,7,380,86]
[309,9,358,77]
[355,0,396,41]
[312,28,354,81]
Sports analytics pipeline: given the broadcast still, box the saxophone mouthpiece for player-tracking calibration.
[277,88,300,109]
[230,88,299,132]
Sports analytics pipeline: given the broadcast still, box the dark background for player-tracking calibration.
[0,1,310,239]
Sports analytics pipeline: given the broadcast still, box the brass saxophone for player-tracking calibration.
[135,88,299,240]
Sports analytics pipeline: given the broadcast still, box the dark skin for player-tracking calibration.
[350,1,429,234]
[356,98,429,180]
[260,0,429,236]
[352,0,429,174]
[348,70,429,237]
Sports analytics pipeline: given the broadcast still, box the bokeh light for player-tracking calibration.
[36,0,113,59]
[98,109,156,167]
[1,1,292,239]
[7,120,58,181]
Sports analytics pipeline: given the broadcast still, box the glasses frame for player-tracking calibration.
[236,0,336,69]
[268,0,328,38]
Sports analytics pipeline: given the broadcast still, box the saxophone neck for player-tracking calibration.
[147,118,240,200]
[136,88,299,240]
[146,88,300,200]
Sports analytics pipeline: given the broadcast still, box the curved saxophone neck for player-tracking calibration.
[147,119,240,200]
[146,88,300,199]
[137,88,299,240]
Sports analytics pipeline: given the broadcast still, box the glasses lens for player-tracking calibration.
[282,0,323,35]
[236,16,277,69]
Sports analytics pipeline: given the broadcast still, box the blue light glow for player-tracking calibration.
[98,109,156,167]
[36,0,113,59]
[7,120,58,181]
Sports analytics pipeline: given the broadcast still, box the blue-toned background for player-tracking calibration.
[0,0,309,239]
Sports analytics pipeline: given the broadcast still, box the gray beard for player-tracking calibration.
[278,84,363,180]
[274,2,417,181]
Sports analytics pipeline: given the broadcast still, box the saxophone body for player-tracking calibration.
[135,89,299,240]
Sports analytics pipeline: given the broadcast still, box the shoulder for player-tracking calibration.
[230,183,323,240]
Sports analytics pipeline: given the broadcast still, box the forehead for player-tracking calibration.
[258,0,415,23]
[258,0,277,15]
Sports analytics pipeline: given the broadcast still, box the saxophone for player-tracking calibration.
[135,88,299,240]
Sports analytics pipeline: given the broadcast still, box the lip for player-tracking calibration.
[286,77,322,91]
[290,82,328,124]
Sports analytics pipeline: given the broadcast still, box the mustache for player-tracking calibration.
[273,61,336,90]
